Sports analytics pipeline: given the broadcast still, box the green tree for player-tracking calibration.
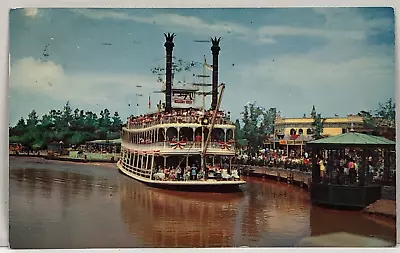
[310,105,316,118]
[9,101,124,148]
[111,112,123,132]
[240,103,276,153]
[73,108,79,120]
[83,111,98,132]
[101,108,112,128]
[375,98,395,128]
[9,117,26,137]
[26,110,39,127]
[358,110,376,129]
[310,106,324,139]
[62,101,73,127]
[262,107,277,135]
[312,113,324,139]
[234,119,243,140]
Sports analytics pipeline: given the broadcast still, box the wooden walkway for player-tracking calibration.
[363,199,396,219]
[236,165,312,190]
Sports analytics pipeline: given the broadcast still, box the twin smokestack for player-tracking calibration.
[164,33,221,113]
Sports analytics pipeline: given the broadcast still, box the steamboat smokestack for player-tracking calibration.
[164,33,175,113]
[211,37,221,110]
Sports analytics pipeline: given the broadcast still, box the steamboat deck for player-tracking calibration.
[117,161,245,192]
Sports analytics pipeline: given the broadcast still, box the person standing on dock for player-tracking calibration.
[348,159,356,184]
[319,158,326,181]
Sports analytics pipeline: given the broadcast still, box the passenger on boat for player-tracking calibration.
[221,169,231,180]
[197,169,205,180]
[176,165,182,181]
[195,134,202,142]
[190,164,197,180]
[169,168,176,180]
[231,169,240,180]
[185,170,190,181]
[215,167,222,180]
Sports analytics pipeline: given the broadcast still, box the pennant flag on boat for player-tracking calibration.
[204,56,213,71]
[218,141,234,150]
[170,141,187,149]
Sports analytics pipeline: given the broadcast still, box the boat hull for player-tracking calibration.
[117,162,245,193]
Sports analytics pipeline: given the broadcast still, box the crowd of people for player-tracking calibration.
[317,154,395,185]
[127,108,232,129]
[237,149,312,172]
[237,148,395,185]
[152,164,240,181]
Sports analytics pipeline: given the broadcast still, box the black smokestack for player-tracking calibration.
[211,37,221,110]
[164,33,175,113]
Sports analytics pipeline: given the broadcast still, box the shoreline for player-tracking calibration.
[9,153,117,164]
[9,153,118,168]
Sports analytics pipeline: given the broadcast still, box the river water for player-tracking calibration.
[9,157,396,248]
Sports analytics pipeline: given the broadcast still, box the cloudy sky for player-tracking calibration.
[9,8,395,125]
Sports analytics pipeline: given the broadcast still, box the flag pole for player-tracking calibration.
[148,93,151,111]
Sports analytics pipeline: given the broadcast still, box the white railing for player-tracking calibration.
[127,116,235,129]
[122,141,235,152]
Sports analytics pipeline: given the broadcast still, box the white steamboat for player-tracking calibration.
[117,33,246,192]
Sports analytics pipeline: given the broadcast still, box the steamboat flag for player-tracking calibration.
[204,55,213,71]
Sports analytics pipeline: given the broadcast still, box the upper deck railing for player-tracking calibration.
[122,140,236,153]
[127,115,235,130]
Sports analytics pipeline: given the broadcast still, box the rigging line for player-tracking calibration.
[176,137,197,167]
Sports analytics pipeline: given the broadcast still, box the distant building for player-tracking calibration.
[265,114,367,155]
[274,114,365,137]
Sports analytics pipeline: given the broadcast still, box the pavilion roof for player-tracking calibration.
[86,138,122,144]
[307,132,395,149]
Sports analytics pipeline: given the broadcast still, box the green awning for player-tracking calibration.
[307,132,395,148]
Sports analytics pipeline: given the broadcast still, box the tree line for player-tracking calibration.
[9,102,124,150]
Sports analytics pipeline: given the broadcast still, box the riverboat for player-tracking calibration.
[117,33,246,192]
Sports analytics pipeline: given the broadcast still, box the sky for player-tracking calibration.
[8,7,395,126]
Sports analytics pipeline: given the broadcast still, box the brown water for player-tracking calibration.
[9,157,396,248]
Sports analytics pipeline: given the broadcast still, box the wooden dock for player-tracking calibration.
[236,165,312,190]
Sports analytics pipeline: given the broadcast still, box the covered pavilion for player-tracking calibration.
[306,131,396,209]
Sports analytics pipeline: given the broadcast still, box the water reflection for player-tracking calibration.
[119,177,312,247]
[10,168,101,201]
[9,158,396,248]
[310,206,396,244]
[9,162,121,249]
[120,181,243,247]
